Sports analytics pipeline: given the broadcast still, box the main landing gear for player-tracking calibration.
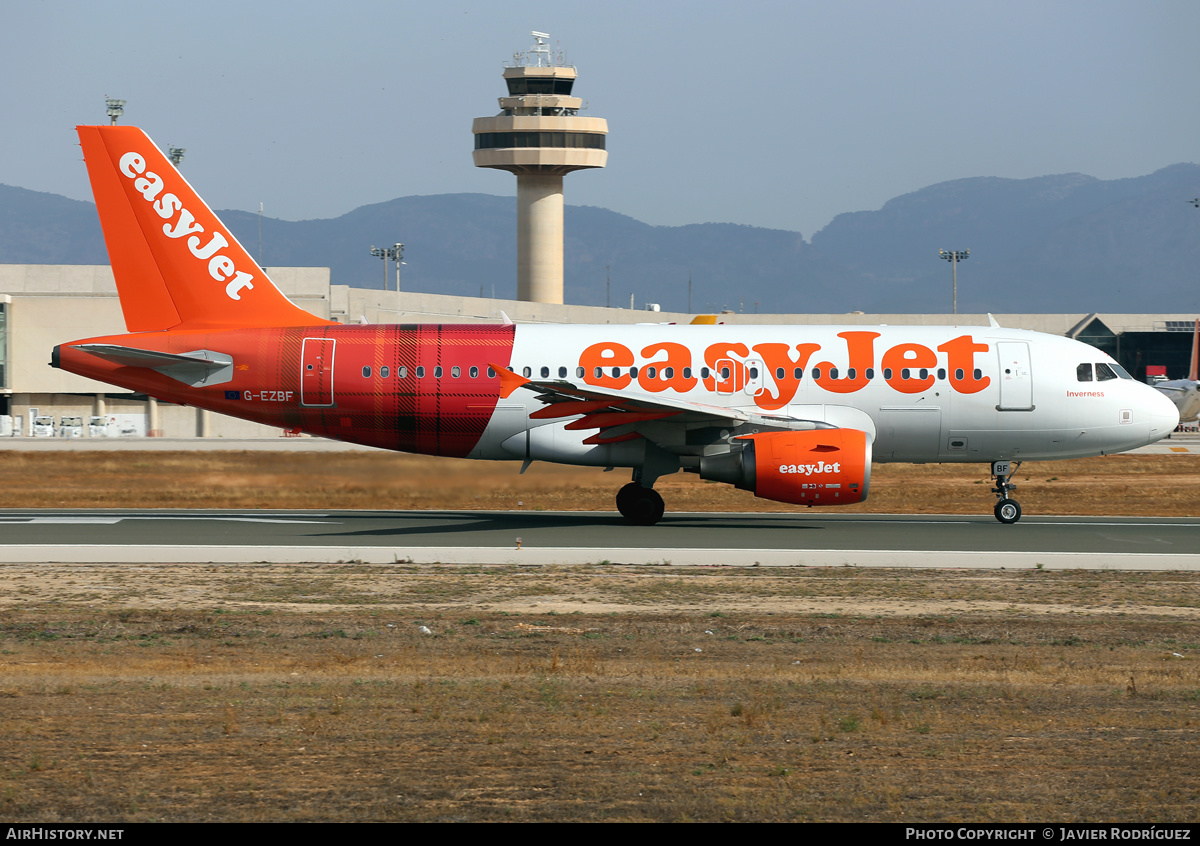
[616,482,665,526]
[991,459,1022,524]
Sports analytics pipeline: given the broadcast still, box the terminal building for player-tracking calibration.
[1,262,1195,439]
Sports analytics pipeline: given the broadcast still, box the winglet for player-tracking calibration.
[987,313,1001,328]
[491,363,529,399]
[77,125,329,332]
[690,315,718,325]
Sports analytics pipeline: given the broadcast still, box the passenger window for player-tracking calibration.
[398,366,407,378]
[883,368,893,380]
[865,368,874,380]
[1077,363,1093,382]
[487,367,495,378]
[829,368,839,379]
[701,367,710,379]
[434,366,443,378]
[794,368,804,380]
[776,367,785,380]
[901,369,910,380]
[973,368,982,380]
[451,366,461,378]
[683,367,692,379]
[937,368,945,380]
[748,366,759,379]
[558,366,567,378]
[811,368,821,379]
[416,366,425,378]
[847,368,856,380]
[380,366,390,378]
[523,367,532,378]
[470,366,479,378]
[362,366,371,378]
[919,368,929,380]
[576,367,584,378]
[721,367,731,379]
[594,367,602,378]
[1095,363,1118,381]
[611,367,620,378]
[647,366,657,379]
[630,367,639,378]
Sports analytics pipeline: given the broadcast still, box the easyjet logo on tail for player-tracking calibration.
[118,152,255,301]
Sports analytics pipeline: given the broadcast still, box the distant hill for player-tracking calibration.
[4,163,1198,314]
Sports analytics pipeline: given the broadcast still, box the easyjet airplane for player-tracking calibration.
[55,126,1180,524]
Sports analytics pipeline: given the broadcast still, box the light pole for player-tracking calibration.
[105,98,125,125]
[939,249,970,315]
[370,243,405,291]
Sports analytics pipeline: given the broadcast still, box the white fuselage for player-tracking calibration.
[469,324,1178,468]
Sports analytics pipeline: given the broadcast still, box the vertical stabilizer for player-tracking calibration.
[77,125,328,332]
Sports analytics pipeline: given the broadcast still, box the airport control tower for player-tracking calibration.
[473,32,607,304]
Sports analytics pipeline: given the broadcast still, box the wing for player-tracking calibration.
[493,365,838,447]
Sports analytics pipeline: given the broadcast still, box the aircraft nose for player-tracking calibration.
[1147,385,1180,440]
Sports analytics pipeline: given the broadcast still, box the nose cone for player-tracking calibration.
[1146,385,1181,442]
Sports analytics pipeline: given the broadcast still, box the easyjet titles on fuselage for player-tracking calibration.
[575,331,992,412]
[117,151,256,301]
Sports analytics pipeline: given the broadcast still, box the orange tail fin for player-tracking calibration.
[77,125,329,332]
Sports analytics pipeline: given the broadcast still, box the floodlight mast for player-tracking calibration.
[105,98,125,125]
[370,244,406,291]
[939,248,970,315]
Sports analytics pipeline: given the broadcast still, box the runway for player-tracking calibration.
[0,509,1196,569]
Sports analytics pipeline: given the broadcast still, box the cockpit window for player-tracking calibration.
[1110,363,1133,380]
[1095,363,1118,382]
[1077,363,1093,382]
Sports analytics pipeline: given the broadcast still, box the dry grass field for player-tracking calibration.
[0,449,1197,516]
[0,451,1197,822]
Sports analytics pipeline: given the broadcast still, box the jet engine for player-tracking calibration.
[698,428,871,506]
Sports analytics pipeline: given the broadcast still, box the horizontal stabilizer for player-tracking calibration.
[73,343,234,387]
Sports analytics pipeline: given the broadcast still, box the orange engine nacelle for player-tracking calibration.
[697,429,871,506]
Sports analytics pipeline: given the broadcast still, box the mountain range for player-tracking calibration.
[3,164,1198,314]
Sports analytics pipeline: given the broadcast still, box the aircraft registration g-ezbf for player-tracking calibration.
[55,126,1180,524]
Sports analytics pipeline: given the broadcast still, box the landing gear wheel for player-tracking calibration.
[990,460,1023,524]
[994,498,1022,524]
[616,482,665,526]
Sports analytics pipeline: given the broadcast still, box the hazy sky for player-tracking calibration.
[4,0,1198,239]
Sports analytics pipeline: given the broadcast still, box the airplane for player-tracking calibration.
[53,125,1180,525]
[1152,319,1200,425]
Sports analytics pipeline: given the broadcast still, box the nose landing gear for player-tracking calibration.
[991,459,1023,524]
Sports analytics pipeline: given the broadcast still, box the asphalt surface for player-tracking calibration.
[0,509,1196,569]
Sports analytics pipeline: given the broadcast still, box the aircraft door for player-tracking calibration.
[301,338,336,407]
[997,342,1033,410]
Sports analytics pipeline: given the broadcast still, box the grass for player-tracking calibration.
[0,450,1196,516]
[1,563,1199,822]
